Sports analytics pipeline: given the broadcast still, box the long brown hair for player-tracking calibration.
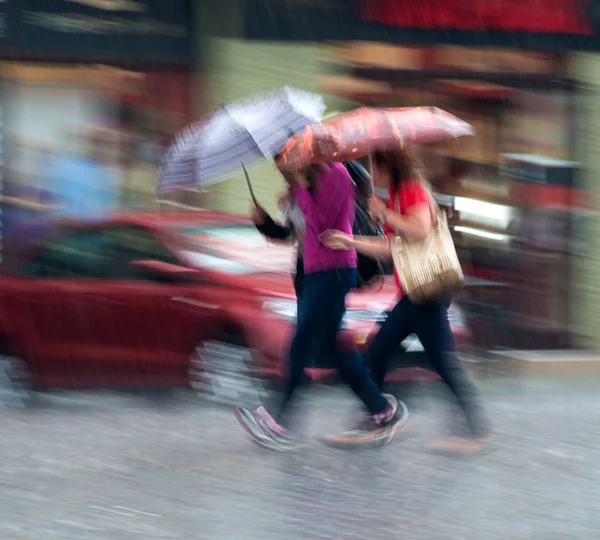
[302,163,328,195]
[372,148,427,192]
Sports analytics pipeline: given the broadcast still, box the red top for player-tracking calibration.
[384,180,430,296]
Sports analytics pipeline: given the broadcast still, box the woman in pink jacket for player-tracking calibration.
[235,162,404,450]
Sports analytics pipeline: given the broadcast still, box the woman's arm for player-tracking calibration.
[371,196,432,241]
[350,235,393,260]
[382,204,431,241]
[321,230,393,260]
[257,215,294,241]
[252,205,294,241]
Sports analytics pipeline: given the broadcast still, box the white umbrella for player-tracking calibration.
[158,87,326,196]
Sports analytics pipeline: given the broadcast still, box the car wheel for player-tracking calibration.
[0,353,34,408]
[188,334,267,407]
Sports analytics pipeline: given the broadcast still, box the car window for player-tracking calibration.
[19,225,178,280]
[98,226,179,279]
[19,229,113,278]
[99,226,177,264]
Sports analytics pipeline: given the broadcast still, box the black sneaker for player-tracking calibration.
[234,406,298,451]
[322,394,409,447]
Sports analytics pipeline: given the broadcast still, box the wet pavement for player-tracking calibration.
[1,377,599,540]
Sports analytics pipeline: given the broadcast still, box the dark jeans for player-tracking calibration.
[277,268,388,425]
[365,296,489,437]
[293,256,304,296]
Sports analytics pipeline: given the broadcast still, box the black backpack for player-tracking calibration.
[344,161,384,288]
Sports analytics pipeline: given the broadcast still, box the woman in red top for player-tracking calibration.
[323,149,490,453]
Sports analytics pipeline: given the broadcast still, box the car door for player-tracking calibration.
[74,225,220,388]
[8,227,114,388]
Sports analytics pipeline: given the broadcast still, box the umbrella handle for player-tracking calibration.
[242,163,259,206]
[367,151,376,195]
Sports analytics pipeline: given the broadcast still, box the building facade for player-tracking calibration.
[195,0,600,349]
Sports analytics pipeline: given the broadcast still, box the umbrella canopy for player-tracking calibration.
[277,106,475,169]
[158,87,326,193]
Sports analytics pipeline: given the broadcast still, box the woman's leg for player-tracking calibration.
[234,277,313,447]
[294,284,306,328]
[276,275,316,423]
[364,297,413,390]
[316,269,389,415]
[413,301,489,437]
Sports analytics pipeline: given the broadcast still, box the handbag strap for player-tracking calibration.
[425,188,440,226]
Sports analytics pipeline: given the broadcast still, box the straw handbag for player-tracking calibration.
[390,193,464,304]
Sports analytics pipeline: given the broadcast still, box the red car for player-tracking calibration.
[0,210,470,403]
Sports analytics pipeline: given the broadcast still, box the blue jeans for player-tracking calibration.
[365,295,489,437]
[278,268,388,424]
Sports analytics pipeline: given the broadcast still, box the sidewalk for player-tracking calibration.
[487,350,600,376]
[384,350,600,390]
[1,382,599,540]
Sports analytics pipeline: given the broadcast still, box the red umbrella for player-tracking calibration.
[277,106,475,168]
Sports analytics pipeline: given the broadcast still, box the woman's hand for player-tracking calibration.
[250,204,267,225]
[320,230,354,250]
[369,196,388,221]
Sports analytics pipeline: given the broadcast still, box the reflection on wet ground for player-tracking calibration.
[1,378,599,539]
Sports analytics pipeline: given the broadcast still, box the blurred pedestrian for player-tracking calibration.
[235,161,405,451]
[251,160,382,403]
[322,148,490,454]
[47,128,119,218]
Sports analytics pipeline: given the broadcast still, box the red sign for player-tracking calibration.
[115,71,192,132]
[362,0,594,34]
[128,72,191,119]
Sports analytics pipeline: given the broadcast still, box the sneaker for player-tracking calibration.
[234,406,297,451]
[254,407,298,444]
[323,394,409,447]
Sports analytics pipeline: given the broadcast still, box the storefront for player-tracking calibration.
[0,0,195,226]
[243,0,600,50]
[321,44,583,349]
[234,0,600,349]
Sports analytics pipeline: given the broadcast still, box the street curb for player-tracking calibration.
[489,350,600,376]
